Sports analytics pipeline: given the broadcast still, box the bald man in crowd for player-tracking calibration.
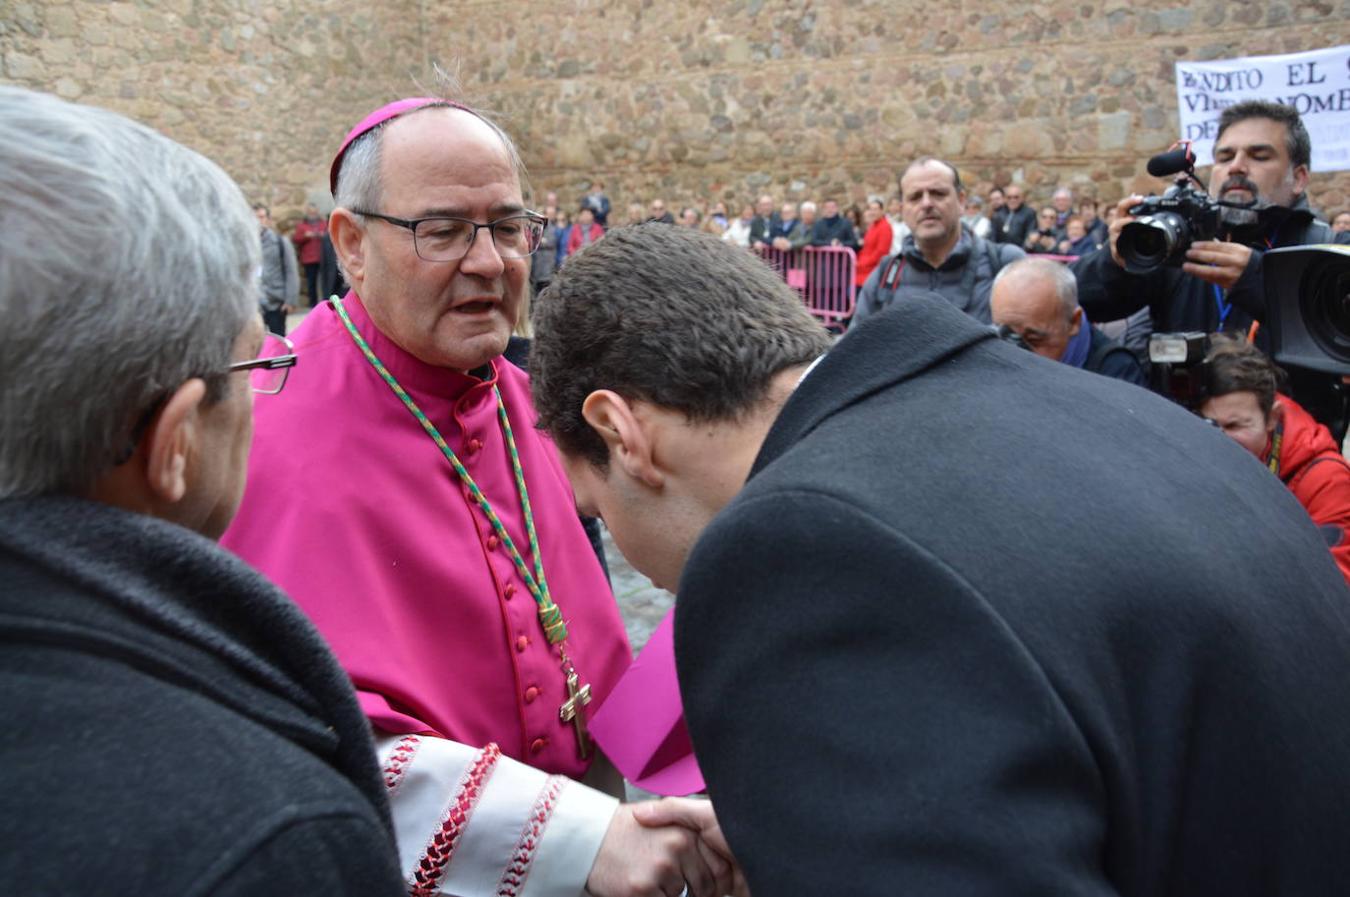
[991,257,1145,387]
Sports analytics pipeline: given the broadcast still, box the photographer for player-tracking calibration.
[1197,336,1350,586]
[1072,101,1350,433]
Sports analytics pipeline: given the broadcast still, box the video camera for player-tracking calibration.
[1117,142,1280,275]
[1264,244,1350,377]
[1118,187,1224,275]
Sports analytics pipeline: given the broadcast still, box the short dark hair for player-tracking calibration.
[1198,335,1288,418]
[531,225,832,468]
[900,157,963,194]
[1216,101,1312,170]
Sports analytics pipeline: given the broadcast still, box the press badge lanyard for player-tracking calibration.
[1268,422,1284,478]
[1212,285,1233,330]
[1211,229,1280,332]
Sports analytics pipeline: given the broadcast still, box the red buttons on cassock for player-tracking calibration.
[530,737,548,755]
[524,686,539,703]
[486,534,500,551]
[467,438,483,454]
[503,583,516,600]
[515,635,529,652]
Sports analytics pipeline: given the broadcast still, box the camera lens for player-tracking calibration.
[1119,213,1188,274]
[1300,257,1350,366]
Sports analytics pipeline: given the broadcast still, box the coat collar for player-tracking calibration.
[901,229,974,272]
[751,292,995,478]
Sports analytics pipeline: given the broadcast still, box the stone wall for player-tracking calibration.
[3,0,1348,226]
[444,0,1350,216]
[0,0,424,225]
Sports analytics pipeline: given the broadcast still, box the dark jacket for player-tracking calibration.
[784,219,811,251]
[582,192,611,226]
[0,497,403,896]
[810,215,859,250]
[317,233,347,305]
[676,292,1350,897]
[853,229,1024,325]
[749,214,780,247]
[1085,324,1147,387]
[532,221,560,283]
[996,204,1037,247]
[1085,217,1109,246]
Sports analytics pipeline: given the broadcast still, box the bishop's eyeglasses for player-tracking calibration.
[352,210,547,262]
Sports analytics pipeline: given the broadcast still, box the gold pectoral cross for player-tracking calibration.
[559,667,593,760]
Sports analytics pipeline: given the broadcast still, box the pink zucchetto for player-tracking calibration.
[329,97,470,196]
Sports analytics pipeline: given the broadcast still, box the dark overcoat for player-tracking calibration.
[676,292,1350,896]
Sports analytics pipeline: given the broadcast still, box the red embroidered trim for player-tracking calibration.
[382,734,421,794]
[496,775,566,897]
[409,742,502,897]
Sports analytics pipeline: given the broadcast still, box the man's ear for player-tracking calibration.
[1291,164,1310,199]
[329,208,366,289]
[1068,306,1084,336]
[580,390,663,488]
[143,379,207,506]
[1270,398,1286,430]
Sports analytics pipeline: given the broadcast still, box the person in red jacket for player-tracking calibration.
[566,205,605,256]
[292,203,328,307]
[1198,335,1350,585]
[855,198,892,287]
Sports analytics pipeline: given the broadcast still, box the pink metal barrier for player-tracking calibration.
[755,245,858,331]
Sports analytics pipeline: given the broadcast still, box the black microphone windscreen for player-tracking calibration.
[1147,147,1195,178]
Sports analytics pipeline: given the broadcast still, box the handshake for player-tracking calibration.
[587,797,750,897]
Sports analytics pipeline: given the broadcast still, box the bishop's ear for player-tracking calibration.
[579,390,663,488]
[143,378,208,505]
[328,208,366,288]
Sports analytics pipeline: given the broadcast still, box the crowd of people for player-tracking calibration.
[520,175,1346,284]
[6,77,1350,897]
[272,156,1350,338]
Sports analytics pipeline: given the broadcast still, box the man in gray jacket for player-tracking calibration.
[255,202,299,335]
[854,157,1023,325]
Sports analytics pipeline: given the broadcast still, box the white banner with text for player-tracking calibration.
[1175,45,1350,171]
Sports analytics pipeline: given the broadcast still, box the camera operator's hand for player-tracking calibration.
[1107,195,1144,269]
[1182,240,1253,291]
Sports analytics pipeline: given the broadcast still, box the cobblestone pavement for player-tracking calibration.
[600,526,672,656]
[597,524,674,802]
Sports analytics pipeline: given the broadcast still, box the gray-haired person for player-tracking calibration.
[0,86,403,895]
[990,257,1146,387]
